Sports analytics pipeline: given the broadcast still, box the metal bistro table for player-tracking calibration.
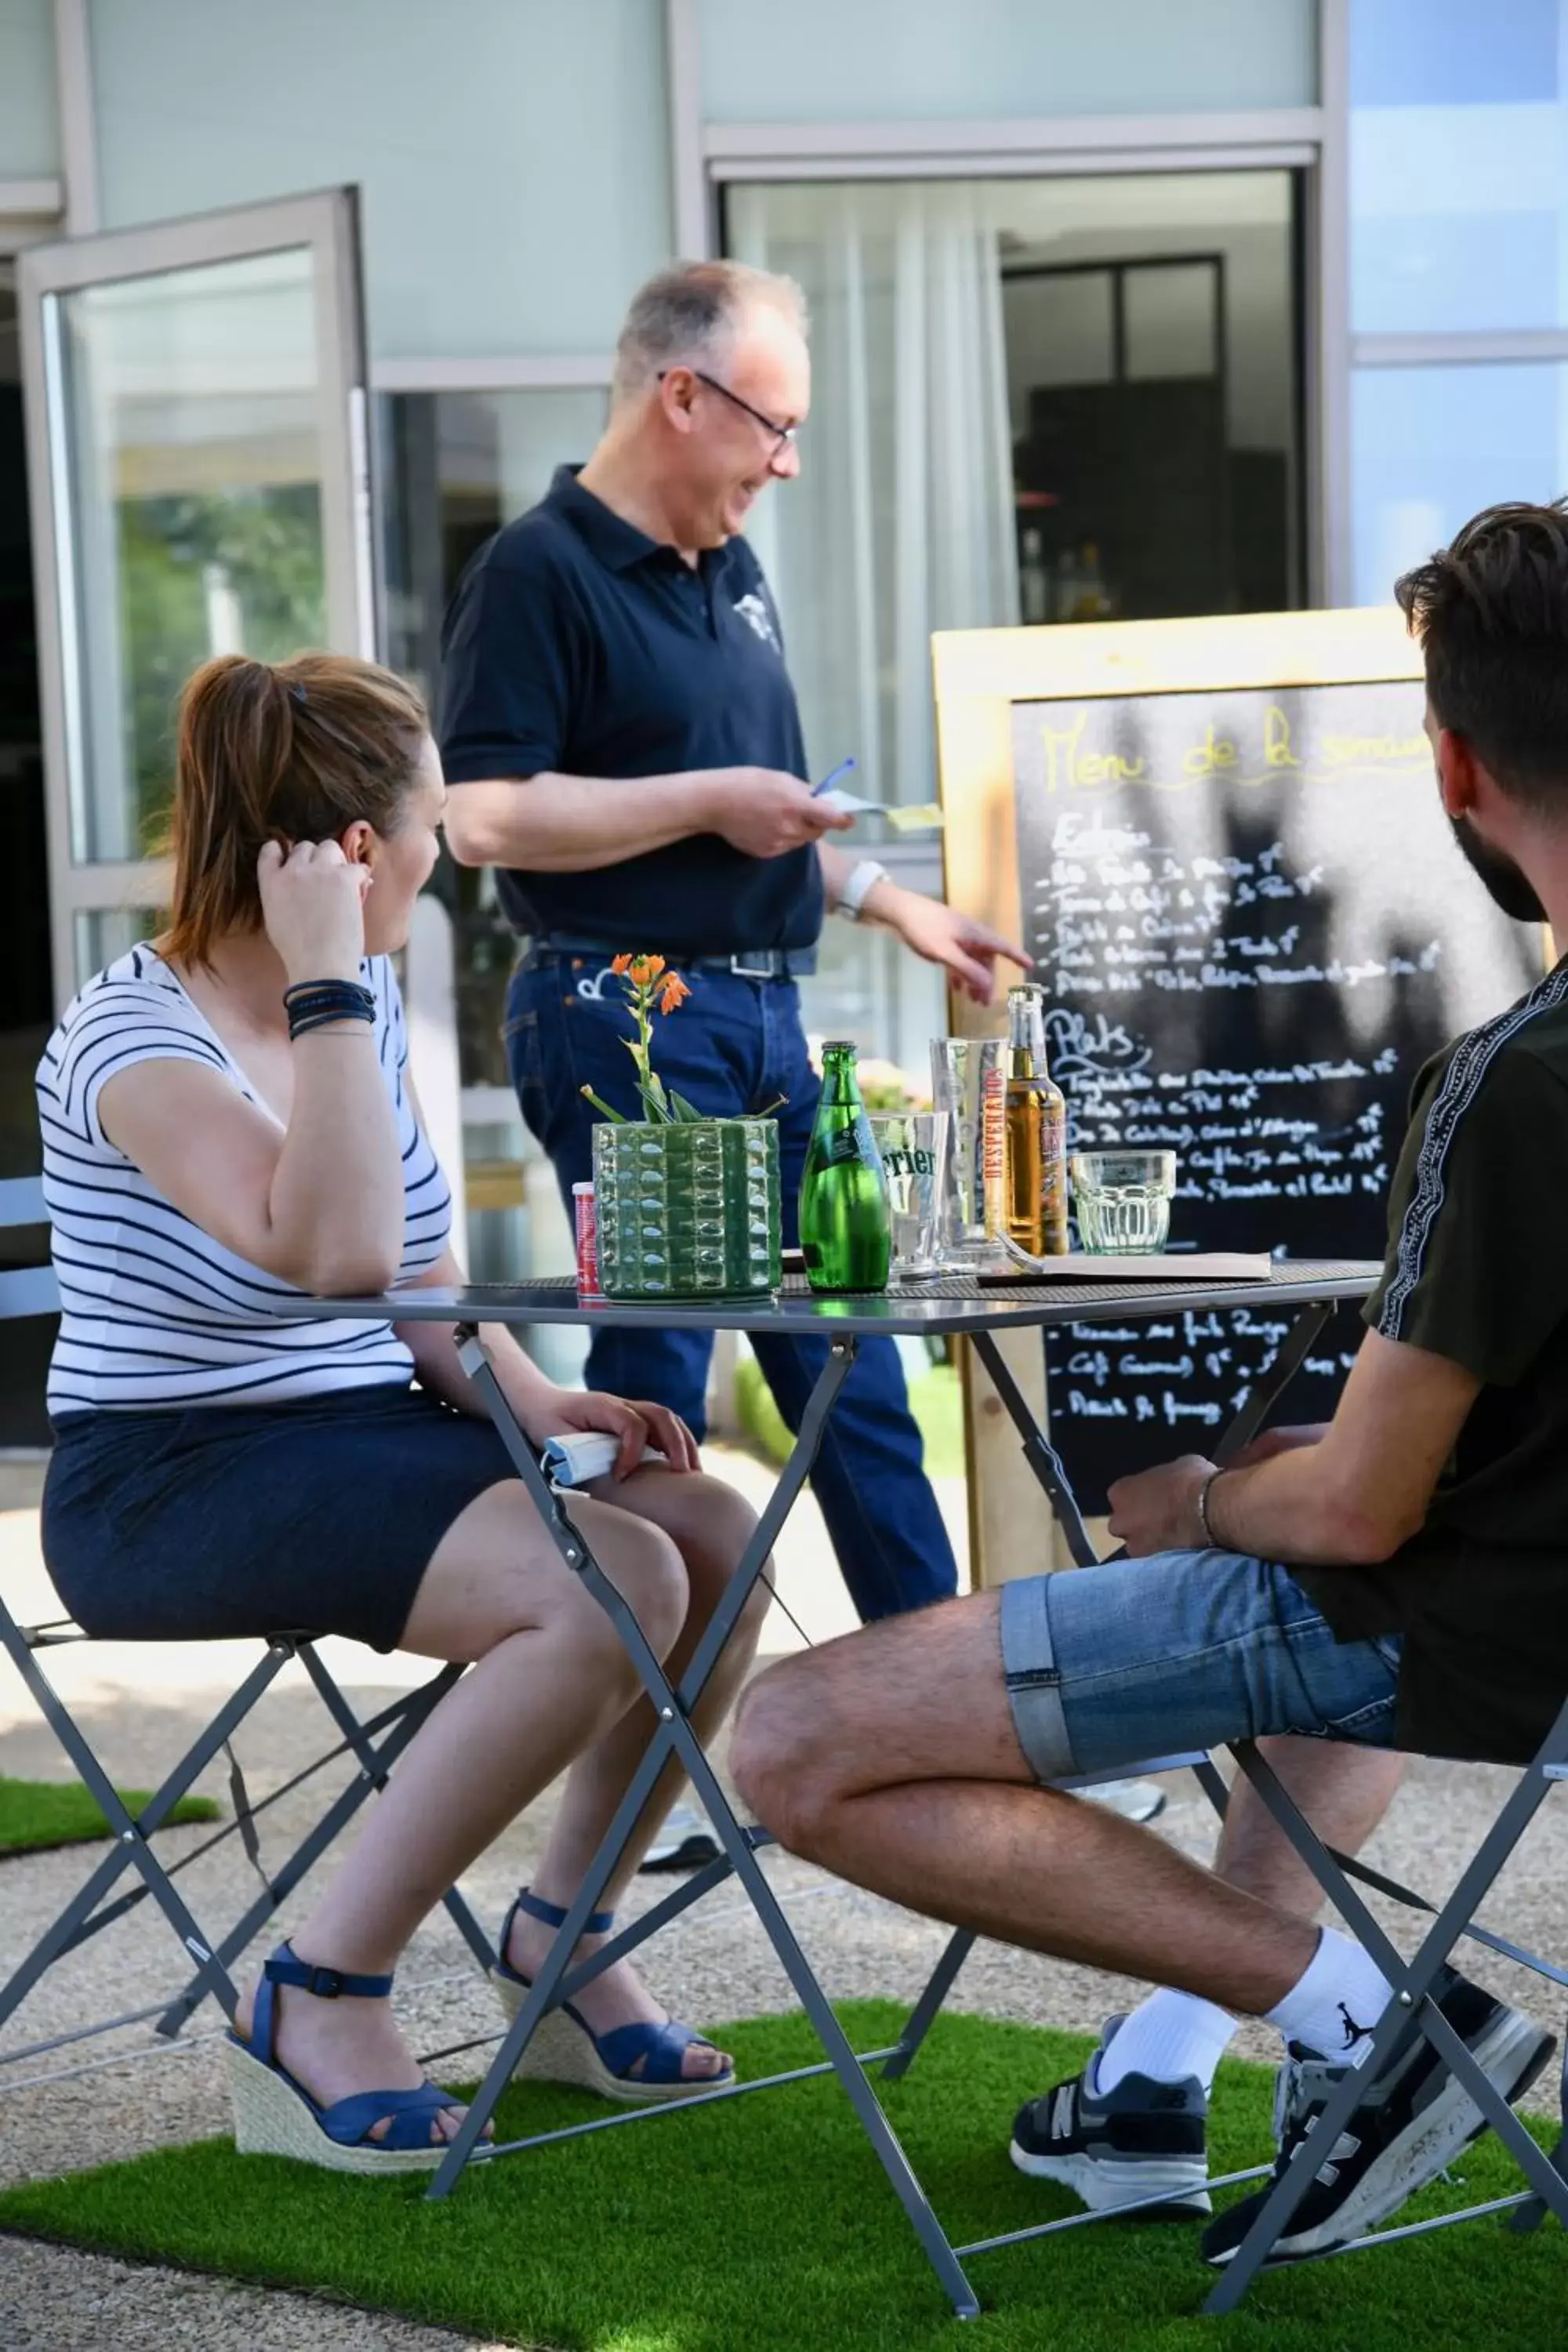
[293,1259,1377,2315]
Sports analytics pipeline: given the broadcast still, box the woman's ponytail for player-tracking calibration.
[161,652,427,969]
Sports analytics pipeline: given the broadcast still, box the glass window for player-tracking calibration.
[728,170,1302,807]
[382,387,607,713]
[382,386,608,1094]
[1123,261,1221,381]
[699,0,1316,120]
[729,171,1301,1080]
[1350,0,1568,332]
[1002,270,1116,396]
[1350,361,1568,604]
[53,250,326,866]
[0,0,60,179]
[73,907,162,985]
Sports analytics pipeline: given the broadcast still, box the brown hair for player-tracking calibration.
[160,652,430,969]
[1396,499,1568,811]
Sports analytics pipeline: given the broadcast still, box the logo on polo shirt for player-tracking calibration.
[733,591,782,653]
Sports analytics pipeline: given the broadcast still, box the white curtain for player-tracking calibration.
[728,180,1018,810]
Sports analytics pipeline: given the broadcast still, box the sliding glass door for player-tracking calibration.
[726,169,1305,1070]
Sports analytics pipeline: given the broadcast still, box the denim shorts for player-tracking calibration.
[998,1549,1402,1783]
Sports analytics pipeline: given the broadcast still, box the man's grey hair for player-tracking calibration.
[612,260,808,405]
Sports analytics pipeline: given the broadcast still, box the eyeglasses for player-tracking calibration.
[659,367,800,459]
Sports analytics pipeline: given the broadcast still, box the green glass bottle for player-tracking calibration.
[799,1040,891,1294]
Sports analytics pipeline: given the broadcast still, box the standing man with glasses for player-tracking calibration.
[439,259,1026,1636]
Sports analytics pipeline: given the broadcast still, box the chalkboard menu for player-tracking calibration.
[1013,677,1541,1510]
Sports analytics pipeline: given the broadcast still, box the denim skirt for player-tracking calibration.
[42,1385,516,1653]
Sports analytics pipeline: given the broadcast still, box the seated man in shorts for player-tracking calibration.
[731,499,1568,2266]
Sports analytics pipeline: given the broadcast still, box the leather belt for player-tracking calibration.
[534,937,817,980]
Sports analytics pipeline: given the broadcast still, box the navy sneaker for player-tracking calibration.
[1010,2017,1210,2216]
[1202,1967,1555,2267]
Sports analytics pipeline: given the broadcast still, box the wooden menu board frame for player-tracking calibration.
[931,607,1424,1588]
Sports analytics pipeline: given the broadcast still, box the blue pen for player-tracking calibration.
[811,757,856,797]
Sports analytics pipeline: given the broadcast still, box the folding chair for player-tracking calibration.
[1201,1721,1568,2310]
[0,1174,494,2085]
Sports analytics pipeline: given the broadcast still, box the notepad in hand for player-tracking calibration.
[979,1250,1274,1283]
[814,789,945,831]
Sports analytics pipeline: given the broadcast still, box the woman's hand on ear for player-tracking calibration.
[257,838,369,986]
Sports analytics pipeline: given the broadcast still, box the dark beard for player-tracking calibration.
[1448,815,1549,923]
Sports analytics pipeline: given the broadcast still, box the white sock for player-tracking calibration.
[1094,1987,1237,2096]
[1265,1927,1394,2065]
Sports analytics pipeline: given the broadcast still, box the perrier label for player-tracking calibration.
[799,1040,891,1294]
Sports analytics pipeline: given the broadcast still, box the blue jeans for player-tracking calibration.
[504,953,959,1621]
[999,1548,1402,1782]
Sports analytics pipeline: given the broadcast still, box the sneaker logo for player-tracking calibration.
[1052,2083,1076,2139]
[1337,2001,1375,2049]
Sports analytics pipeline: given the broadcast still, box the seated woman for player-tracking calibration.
[38,650,768,2173]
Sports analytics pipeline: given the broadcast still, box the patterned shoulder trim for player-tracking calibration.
[1378,964,1568,1339]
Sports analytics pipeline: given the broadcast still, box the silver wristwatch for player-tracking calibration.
[837,858,890,922]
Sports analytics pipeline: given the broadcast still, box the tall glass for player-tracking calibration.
[866,1110,949,1279]
[931,1037,1005,1265]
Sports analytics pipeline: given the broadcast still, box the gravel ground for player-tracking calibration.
[5,1457,1568,2347]
[2,2238,521,2352]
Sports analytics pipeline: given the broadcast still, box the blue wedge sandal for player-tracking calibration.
[492,1886,735,2104]
[227,1942,476,2174]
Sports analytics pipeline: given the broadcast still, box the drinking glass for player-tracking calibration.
[1069,1150,1178,1254]
[866,1111,949,1279]
[930,1038,1004,1265]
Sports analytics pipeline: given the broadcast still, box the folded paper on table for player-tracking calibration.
[540,1432,669,1487]
[983,1244,1273,1283]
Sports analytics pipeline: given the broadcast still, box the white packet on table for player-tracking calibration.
[539,1432,668,1488]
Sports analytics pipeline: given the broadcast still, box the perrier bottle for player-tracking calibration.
[800,1041,891,1293]
[1004,984,1069,1256]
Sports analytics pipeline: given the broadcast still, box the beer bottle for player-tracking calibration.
[799,1041,891,1294]
[1004,985,1069,1256]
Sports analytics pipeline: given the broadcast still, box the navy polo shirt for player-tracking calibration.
[438,465,822,956]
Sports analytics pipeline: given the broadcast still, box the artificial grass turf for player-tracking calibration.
[0,2002,1561,2350]
[0,1774,219,1857]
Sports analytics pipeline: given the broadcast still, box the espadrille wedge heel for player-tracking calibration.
[227,1942,472,2172]
[492,1886,735,2105]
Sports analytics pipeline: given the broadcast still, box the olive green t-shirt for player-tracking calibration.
[1293,960,1568,1764]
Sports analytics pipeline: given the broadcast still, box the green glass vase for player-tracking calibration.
[593,1118,782,1300]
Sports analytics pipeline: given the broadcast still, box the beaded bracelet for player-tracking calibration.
[1196,1468,1226,1549]
[283,978,376,1041]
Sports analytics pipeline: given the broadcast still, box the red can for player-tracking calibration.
[573,1181,600,1295]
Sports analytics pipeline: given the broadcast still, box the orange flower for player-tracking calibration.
[658,973,691,1016]
[610,953,632,976]
[628,954,666,988]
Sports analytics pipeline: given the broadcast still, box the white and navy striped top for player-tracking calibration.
[37,947,452,1415]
